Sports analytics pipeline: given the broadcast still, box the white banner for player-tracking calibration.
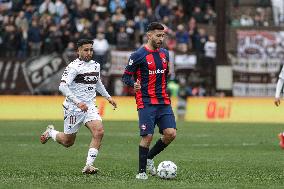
[231,30,284,96]
[174,54,196,69]
[109,50,132,75]
[233,82,276,97]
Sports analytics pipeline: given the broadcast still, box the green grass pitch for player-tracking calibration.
[1,120,284,189]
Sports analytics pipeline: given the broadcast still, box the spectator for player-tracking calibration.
[194,28,208,54]
[203,35,216,92]
[15,11,28,30]
[125,20,135,48]
[125,0,136,19]
[175,24,190,45]
[134,10,148,46]
[172,5,188,29]
[39,0,56,15]
[146,8,156,23]
[18,25,29,58]
[155,0,171,21]
[93,32,109,70]
[177,77,191,121]
[63,41,76,61]
[109,0,126,14]
[116,25,130,50]
[271,0,284,26]
[2,24,20,57]
[192,6,204,23]
[28,19,42,57]
[134,0,148,17]
[203,5,216,24]
[188,17,198,50]
[105,25,116,48]
[111,7,126,29]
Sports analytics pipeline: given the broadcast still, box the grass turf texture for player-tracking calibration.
[0,121,284,189]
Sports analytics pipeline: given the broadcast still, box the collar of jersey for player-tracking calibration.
[144,45,160,53]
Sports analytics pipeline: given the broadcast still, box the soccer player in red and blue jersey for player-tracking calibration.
[122,22,177,180]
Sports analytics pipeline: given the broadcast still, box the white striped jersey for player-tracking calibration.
[61,58,110,105]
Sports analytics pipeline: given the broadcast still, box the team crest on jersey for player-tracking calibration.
[140,124,147,130]
[129,59,133,65]
[162,57,167,64]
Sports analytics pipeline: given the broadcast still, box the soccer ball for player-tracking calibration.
[157,161,177,179]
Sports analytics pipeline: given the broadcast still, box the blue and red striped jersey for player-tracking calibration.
[122,46,171,109]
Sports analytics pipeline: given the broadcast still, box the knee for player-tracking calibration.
[93,126,104,138]
[164,130,176,141]
[141,135,153,147]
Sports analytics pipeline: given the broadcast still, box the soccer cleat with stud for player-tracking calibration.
[40,125,54,144]
[147,159,157,176]
[278,133,284,149]
[135,172,148,180]
[82,165,99,174]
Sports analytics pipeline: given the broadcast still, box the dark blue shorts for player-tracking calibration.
[138,104,176,136]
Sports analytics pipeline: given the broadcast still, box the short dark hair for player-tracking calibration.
[146,22,164,32]
[76,39,93,49]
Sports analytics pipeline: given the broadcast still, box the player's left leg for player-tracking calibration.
[82,120,104,174]
[147,105,176,175]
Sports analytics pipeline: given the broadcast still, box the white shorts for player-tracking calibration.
[63,102,102,134]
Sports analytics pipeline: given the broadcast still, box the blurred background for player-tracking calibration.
[1,0,284,122]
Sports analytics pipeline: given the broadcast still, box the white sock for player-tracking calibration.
[86,148,98,166]
[49,129,59,141]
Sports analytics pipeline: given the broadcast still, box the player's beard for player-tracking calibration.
[82,55,92,62]
[152,40,162,49]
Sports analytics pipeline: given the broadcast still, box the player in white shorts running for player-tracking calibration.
[40,39,117,174]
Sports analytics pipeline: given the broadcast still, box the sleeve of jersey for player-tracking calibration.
[279,66,284,80]
[122,54,138,87]
[96,78,111,98]
[58,66,81,104]
[61,66,77,85]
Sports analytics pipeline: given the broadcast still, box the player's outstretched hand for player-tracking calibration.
[107,97,117,110]
[77,102,88,112]
[275,98,281,107]
[134,79,141,92]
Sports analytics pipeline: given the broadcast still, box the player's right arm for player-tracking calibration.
[59,65,88,111]
[122,53,139,89]
[275,66,284,107]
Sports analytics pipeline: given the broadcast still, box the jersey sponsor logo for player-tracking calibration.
[74,72,99,84]
[84,75,99,82]
[149,68,167,75]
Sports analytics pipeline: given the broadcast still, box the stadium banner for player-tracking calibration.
[0,53,69,94]
[174,54,197,69]
[109,50,132,75]
[0,96,283,123]
[229,30,284,96]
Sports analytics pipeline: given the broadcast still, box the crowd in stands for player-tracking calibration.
[0,0,218,96]
[231,0,284,27]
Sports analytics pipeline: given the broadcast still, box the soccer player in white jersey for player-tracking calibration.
[274,65,284,149]
[40,39,117,174]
